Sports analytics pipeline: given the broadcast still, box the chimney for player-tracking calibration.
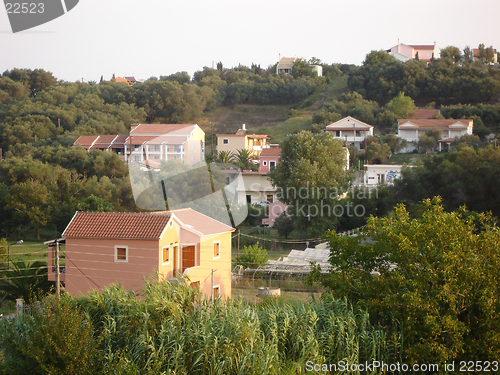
[242,124,246,131]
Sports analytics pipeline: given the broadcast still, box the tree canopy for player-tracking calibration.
[315,197,500,363]
[269,131,350,236]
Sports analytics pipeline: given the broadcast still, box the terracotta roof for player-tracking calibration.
[167,208,235,235]
[408,109,440,119]
[63,212,172,239]
[110,134,128,147]
[398,119,472,129]
[74,135,99,146]
[260,147,282,157]
[130,124,196,135]
[94,135,118,144]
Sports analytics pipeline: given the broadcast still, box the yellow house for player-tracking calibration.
[50,208,234,300]
[217,124,269,158]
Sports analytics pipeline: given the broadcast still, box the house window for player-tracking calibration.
[134,155,140,162]
[356,131,363,137]
[263,161,268,166]
[213,241,220,259]
[153,145,160,152]
[267,194,274,203]
[213,285,220,300]
[223,139,229,145]
[115,246,128,262]
[335,131,341,137]
[269,161,276,169]
[162,245,170,265]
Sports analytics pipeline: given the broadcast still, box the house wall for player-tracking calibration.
[184,126,205,164]
[217,135,246,154]
[64,238,160,295]
[238,173,276,204]
[183,231,232,299]
[364,165,403,185]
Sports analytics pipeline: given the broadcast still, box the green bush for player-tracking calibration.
[234,244,269,269]
[0,295,101,375]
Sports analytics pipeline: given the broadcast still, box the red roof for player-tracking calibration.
[74,135,99,147]
[260,147,282,157]
[63,212,172,239]
[63,208,234,240]
[408,109,440,119]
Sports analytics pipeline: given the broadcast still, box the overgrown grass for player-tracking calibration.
[0,279,402,374]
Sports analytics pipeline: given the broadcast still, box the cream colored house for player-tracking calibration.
[397,119,473,152]
[217,124,269,158]
[325,116,374,151]
[126,124,205,165]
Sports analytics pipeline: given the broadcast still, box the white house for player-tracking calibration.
[364,164,403,186]
[125,124,205,165]
[397,119,473,152]
[325,116,374,151]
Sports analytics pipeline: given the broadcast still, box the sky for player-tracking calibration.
[0,0,499,83]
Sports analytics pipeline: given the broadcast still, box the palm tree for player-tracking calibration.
[0,261,53,304]
[234,149,256,170]
[214,150,235,164]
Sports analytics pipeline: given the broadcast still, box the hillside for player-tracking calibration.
[199,75,349,152]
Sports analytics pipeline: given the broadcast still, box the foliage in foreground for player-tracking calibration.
[0,278,401,374]
[314,197,500,364]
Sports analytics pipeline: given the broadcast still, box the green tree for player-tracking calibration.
[269,131,350,235]
[363,50,397,66]
[291,59,315,79]
[440,46,462,63]
[485,46,495,64]
[385,92,416,118]
[381,133,407,153]
[463,45,473,64]
[6,180,51,240]
[316,197,500,363]
[478,43,486,62]
[418,133,438,152]
[234,243,268,269]
[365,141,391,164]
[0,295,101,374]
[273,212,295,238]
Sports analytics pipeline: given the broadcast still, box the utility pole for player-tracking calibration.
[211,269,215,302]
[55,239,60,298]
[237,230,240,258]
